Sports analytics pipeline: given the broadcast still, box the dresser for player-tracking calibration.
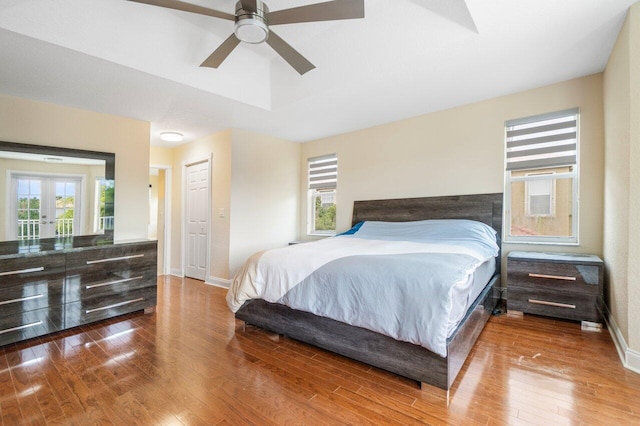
[0,237,157,346]
[507,251,604,326]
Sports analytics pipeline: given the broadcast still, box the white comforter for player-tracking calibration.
[227,219,499,357]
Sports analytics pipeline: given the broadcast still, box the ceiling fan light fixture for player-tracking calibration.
[234,16,269,44]
[160,131,184,142]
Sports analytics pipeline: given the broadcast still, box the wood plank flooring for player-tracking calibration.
[2,275,640,425]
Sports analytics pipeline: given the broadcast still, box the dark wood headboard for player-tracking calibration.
[351,193,503,263]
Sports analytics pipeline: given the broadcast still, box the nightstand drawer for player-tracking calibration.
[508,287,601,322]
[508,259,601,295]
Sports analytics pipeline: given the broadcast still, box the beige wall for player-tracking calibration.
[229,129,300,275]
[154,129,299,279]
[604,3,640,353]
[0,94,151,241]
[150,145,174,167]
[300,74,605,263]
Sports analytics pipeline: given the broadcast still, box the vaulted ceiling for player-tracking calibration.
[0,0,635,146]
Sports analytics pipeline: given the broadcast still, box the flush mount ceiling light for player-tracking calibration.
[160,132,184,142]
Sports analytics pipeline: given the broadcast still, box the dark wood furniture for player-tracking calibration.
[236,193,503,390]
[507,251,604,326]
[0,237,157,346]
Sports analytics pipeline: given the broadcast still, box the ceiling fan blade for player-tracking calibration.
[266,31,315,75]
[200,34,241,68]
[267,0,364,26]
[127,0,234,21]
[239,0,257,13]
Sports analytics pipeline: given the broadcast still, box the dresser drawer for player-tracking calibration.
[0,306,64,346]
[65,243,157,303]
[0,279,64,316]
[65,286,157,328]
[508,286,601,322]
[65,266,157,304]
[508,259,601,295]
[0,253,65,286]
[65,242,156,270]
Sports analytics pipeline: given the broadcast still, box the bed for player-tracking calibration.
[229,193,502,390]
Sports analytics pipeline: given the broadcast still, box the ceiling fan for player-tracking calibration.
[127,0,365,75]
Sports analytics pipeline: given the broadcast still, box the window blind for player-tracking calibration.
[308,154,337,190]
[506,108,578,171]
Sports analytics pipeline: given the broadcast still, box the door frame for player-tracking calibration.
[180,154,212,280]
[150,163,172,276]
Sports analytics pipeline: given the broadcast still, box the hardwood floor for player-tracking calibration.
[2,275,640,425]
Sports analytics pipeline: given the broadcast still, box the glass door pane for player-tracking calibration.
[16,178,42,240]
[55,180,76,237]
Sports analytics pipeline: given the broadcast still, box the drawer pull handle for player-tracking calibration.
[86,276,144,290]
[86,254,145,265]
[528,299,576,309]
[0,267,45,277]
[86,298,145,314]
[528,273,576,281]
[0,294,44,306]
[0,321,43,335]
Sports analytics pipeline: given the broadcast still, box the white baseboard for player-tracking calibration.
[205,276,232,289]
[604,305,640,375]
[170,268,184,277]
[628,348,640,374]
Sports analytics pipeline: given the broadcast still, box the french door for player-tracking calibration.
[10,174,81,240]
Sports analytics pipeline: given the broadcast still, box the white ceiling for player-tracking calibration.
[0,0,635,147]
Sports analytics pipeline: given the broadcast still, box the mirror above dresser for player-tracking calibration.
[0,140,115,243]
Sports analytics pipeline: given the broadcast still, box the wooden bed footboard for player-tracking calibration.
[236,274,499,390]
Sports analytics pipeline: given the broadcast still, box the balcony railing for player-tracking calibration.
[17,216,114,239]
[17,218,74,240]
[99,216,114,231]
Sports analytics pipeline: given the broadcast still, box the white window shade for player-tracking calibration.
[506,108,578,171]
[308,154,337,190]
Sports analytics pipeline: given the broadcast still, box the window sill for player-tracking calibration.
[503,239,579,246]
[307,233,336,238]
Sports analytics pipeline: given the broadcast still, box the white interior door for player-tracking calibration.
[185,161,209,280]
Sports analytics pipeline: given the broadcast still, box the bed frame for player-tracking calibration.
[235,193,503,390]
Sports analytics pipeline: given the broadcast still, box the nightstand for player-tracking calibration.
[507,251,604,328]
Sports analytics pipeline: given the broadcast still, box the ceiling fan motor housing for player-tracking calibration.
[234,0,269,44]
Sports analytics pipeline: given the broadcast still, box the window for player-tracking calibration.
[505,108,579,244]
[308,154,337,235]
[525,172,555,217]
[94,177,114,233]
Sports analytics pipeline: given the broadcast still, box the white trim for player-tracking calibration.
[170,268,184,278]
[604,305,640,375]
[628,349,640,374]
[150,163,172,276]
[205,276,232,289]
